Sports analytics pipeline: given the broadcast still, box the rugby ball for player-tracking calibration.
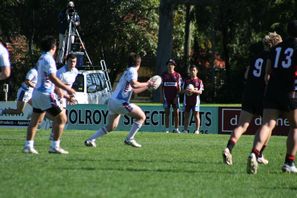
[149,75,162,90]
[186,84,194,96]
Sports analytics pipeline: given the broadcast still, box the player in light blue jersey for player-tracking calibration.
[23,36,76,154]
[0,66,38,115]
[0,38,11,80]
[85,52,154,148]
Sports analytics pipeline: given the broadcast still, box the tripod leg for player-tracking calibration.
[57,33,67,64]
[75,28,93,66]
[64,21,73,62]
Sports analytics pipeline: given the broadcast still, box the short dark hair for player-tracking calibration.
[166,59,177,66]
[40,36,56,52]
[189,64,198,71]
[67,53,77,60]
[128,52,141,66]
[287,20,297,37]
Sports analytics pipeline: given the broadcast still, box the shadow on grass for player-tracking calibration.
[59,158,240,175]
[65,157,222,165]
[59,166,230,175]
[261,186,297,191]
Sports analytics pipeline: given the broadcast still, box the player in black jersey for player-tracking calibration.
[248,20,297,174]
[223,32,282,166]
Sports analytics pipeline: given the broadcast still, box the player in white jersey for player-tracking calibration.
[84,52,155,148]
[49,53,78,140]
[0,67,38,116]
[23,36,76,154]
[0,39,11,80]
[56,53,78,108]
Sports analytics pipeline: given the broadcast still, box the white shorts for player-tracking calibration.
[16,87,33,103]
[183,105,200,112]
[108,98,136,115]
[59,98,67,109]
[32,90,61,111]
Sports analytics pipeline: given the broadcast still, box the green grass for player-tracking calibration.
[0,129,296,198]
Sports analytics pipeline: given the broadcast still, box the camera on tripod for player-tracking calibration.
[67,9,78,24]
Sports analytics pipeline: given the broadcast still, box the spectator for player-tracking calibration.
[161,59,182,133]
[182,65,204,134]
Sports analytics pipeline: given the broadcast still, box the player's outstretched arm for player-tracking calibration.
[0,67,10,80]
[49,73,76,96]
[131,79,152,94]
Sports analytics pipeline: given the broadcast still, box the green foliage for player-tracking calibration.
[76,0,159,81]
[0,0,161,99]
[0,129,296,197]
[193,0,297,102]
[2,1,297,102]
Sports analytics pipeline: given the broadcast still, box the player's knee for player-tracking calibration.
[56,113,67,124]
[136,113,146,124]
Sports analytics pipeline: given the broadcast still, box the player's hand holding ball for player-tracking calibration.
[68,94,78,105]
[186,84,195,96]
[148,75,162,91]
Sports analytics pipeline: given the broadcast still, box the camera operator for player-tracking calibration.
[57,1,80,65]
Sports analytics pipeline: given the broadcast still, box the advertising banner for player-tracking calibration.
[0,101,51,129]
[218,107,290,136]
[66,104,219,133]
[1,101,289,136]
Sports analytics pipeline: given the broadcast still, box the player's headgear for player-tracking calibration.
[166,59,177,66]
[287,20,297,37]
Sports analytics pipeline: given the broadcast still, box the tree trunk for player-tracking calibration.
[156,0,174,75]
[183,4,193,70]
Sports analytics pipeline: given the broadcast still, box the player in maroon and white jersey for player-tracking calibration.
[223,32,282,166]
[161,59,182,133]
[182,65,204,134]
[247,20,297,174]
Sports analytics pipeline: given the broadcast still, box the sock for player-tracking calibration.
[88,127,108,141]
[226,139,236,153]
[51,140,60,149]
[126,122,142,140]
[285,154,295,166]
[50,129,54,139]
[251,148,260,158]
[25,140,34,148]
[259,145,267,158]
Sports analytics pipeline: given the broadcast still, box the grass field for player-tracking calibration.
[0,129,296,198]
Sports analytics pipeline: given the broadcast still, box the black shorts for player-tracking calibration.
[33,106,62,117]
[264,90,297,112]
[241,90,263,116]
